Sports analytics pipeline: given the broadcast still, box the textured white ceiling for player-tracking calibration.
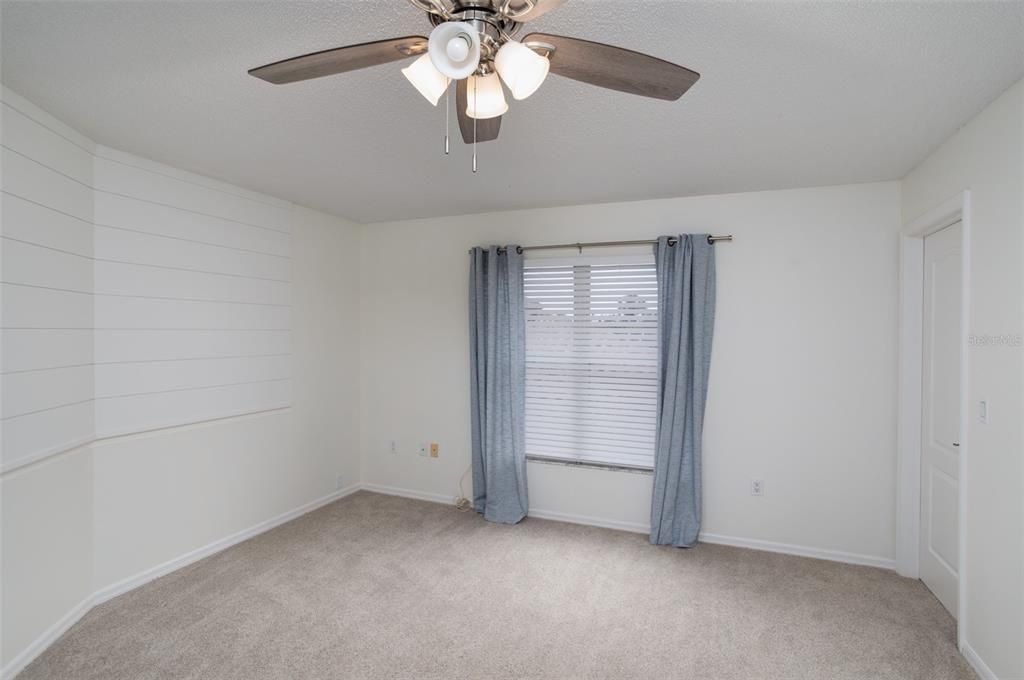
[2,1,1022,223]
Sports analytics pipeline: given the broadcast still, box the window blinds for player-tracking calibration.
[524,256,659,470]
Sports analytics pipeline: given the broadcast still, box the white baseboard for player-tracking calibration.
[4,482,903,680]
[527,507,649,534]
[0,594,94,680]
[362,485,896,571]
[92,484,362,606]
[360,482,454,506]
[697,532,896,570]
[962,643,998,680]
[1,484,360,680]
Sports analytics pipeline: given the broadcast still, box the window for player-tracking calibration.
[524,255,658,470]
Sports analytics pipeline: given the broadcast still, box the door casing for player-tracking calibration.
[896,190,970,651]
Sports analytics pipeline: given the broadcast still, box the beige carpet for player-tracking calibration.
[20,491,974,680]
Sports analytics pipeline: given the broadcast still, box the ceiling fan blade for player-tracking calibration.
[249,36,428,84]
[523,33,699,101]
[503,0,567,21]
[456,79,501,143]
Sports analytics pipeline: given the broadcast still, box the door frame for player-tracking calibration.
[896,190,971,650]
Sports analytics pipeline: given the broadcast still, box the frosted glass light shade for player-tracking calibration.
[466,73,508,119]
[402,54,450,106]
[495,40,550,100]
[427,22,481,79]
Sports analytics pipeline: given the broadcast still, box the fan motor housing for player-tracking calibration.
[428,8,521,62]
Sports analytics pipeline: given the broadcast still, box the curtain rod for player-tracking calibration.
[470,235,733,255]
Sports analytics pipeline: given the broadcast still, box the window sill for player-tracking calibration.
[526,455,654,475]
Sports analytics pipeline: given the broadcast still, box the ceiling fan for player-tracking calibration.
[249,0,700,168]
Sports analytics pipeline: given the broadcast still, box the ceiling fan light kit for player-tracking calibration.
[495,40,550,100]
[466,72,509,119]
[427,21,481,79]
[248,1,701,171]
[401,53,450,106]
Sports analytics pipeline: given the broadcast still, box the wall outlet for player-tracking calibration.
[751,479,765,496]
[336,474,345,490]
[389,440,398,455]
[979,400,988,424]
[418,443,428,457]
[430,442,439,458]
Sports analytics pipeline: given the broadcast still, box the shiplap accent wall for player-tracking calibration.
[1,87,293,471]
[91,148,292,437]
[2,88,97,472]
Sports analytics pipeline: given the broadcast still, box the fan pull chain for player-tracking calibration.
[472,78,478,173]
[444,81,450,156]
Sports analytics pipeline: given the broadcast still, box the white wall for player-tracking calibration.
[91,146,293,438]
[91,202,361,591]
[1,87,98,670]
[359,182,902,564]
[902,79,1023,680]
[1,89,361,675]
[1,84,297,472]
[6,72,1015,679]
[2,87,96,471]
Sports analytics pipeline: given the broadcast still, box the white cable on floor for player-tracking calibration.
[454,464,473,511]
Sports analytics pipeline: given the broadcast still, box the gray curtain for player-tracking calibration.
[650,234,716,547]
[469,245,528,524]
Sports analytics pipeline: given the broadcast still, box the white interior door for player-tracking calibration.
[919,220,962,618]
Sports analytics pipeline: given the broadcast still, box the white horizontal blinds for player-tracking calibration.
[524,256,659,469]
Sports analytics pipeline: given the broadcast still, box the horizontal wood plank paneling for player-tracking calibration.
[1,401,95,472]
[2,147,92,221]
[1,87,97,154]
[1,90,96,471]
[2,366,94,419]
[1,238,93,294]
[94,157,289,233]
[94,329,291,363]
[95,192,290,256]
[1,90,292,471]
[93,145,288,209]
[94,379,292,437]
[2,192,93,256]
[94,296,289,330]
[1,104,93,183]
[2,330,95,373]
[94,226,289,281]
[95,355,291,398]
[94,260,290,306]
[92,154,292,438]
[1,284,93,330]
